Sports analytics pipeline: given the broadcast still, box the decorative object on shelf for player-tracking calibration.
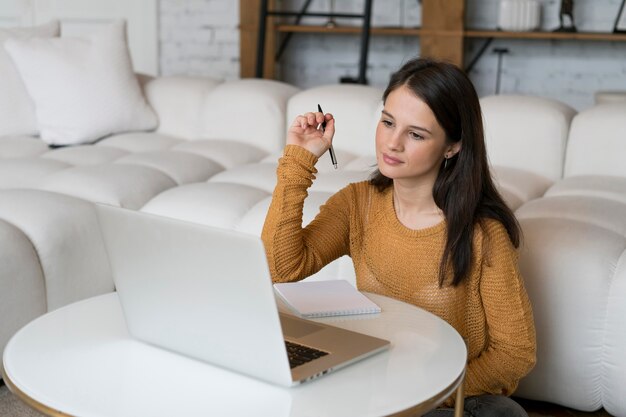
[492,47,510,95]
[401,0,422,28]
[326,0,337,28]
[594,90,626,104]
[554,0,577,32]
[497,0,541,32]
[613,0,626,33]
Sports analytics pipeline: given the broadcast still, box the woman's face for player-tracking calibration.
[375,84,457,186]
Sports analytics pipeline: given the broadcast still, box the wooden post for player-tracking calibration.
[420,0,465,67]
[239,0,276,79]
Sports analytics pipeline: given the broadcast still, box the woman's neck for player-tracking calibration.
[392,180,443,230]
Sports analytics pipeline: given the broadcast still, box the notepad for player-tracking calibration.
[274,280,381,318]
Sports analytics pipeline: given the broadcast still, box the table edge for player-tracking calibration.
[2,365,73,417]
[3,359,465,417]
[387,368,466,417]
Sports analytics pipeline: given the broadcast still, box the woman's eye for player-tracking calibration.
[381,120,392,127]
[409,131,424,140]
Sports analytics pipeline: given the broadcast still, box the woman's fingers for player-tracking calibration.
[323,116,335,141]
[293,112,327,130]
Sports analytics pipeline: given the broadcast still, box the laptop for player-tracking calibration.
[95,204,390,387]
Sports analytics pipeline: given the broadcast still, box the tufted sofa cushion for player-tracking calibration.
[515,102,626,225]
[564,103,626,178]
[143,76,222,139]
[0,78,300,211]
[513,101,626,416]
[286,84,382,160]
[515,218,626,414]
[480,95,577,210]
[199,79,301,154]
[0,135,50,158]
[481,95,577,182]
[604,256,626,416]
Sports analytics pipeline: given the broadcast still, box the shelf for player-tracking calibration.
[465,30,626,41]
[240,0,465,77]
[270,25,626,42]
[274,24,422,36]
[241,0,626,78]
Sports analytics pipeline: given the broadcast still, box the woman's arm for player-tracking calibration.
[261,145,351,282]
[464,220,537,397]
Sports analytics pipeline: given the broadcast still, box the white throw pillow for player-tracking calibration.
[0,21,60,137]
[4,20,157,145]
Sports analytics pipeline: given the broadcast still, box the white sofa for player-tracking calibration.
[1,76,625,416]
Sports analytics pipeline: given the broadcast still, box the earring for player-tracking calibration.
[444,156,448,169]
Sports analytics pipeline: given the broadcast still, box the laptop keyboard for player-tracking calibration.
[285,341,329,369]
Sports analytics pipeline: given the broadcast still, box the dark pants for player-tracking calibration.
[422,395,528,417]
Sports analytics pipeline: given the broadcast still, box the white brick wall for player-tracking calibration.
[159,0,626,110]
[159,0,240,80]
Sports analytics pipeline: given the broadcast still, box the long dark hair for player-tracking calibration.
[370,57,520,287]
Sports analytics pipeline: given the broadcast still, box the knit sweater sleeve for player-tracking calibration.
[464,220,537,397]
[261,145,351,283]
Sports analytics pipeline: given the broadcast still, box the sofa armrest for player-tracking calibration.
[0,190,115,311]
[0,219,47,362]
[142,76,222,140]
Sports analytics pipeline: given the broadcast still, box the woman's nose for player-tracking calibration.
[386,132,403,151]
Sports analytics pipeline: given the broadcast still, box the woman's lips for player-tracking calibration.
[382,153,403,165]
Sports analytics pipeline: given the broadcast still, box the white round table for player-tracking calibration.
[2,292,466,417]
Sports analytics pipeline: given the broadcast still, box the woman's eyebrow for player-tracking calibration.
[381,110,432,134]
[381,109,395,119]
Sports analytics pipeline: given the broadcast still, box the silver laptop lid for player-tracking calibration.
[95,204,293,387]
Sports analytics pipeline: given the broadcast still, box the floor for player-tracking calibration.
[0,381,615,417]
[515,398,613,417]
[0,381,43,417]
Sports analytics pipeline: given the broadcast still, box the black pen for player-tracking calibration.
[317,104,337,169]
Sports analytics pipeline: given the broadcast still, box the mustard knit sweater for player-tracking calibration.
[262,145,536,398]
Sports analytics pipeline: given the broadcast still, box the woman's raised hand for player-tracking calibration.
[287,111,335,158]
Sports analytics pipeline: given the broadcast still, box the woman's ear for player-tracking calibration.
[447,142,462,157]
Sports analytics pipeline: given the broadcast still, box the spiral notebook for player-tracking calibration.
[274,280,381,318]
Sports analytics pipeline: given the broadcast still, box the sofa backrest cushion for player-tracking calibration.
[198,79,300,154]
[286,84,383,158]
[564,103,626,178]
[142,75,222,140]
[480,95,577,181]
[0,21,60,137]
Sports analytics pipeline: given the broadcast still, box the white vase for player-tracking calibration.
[498,0,541,32]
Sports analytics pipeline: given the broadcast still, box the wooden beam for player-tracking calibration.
[420,0,465,67]
[419,36,464,67]
[239,0,258,78]
[239,0,276,79]
[421,0,465,31]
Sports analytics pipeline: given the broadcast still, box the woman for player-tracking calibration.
[262,57,536,417]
